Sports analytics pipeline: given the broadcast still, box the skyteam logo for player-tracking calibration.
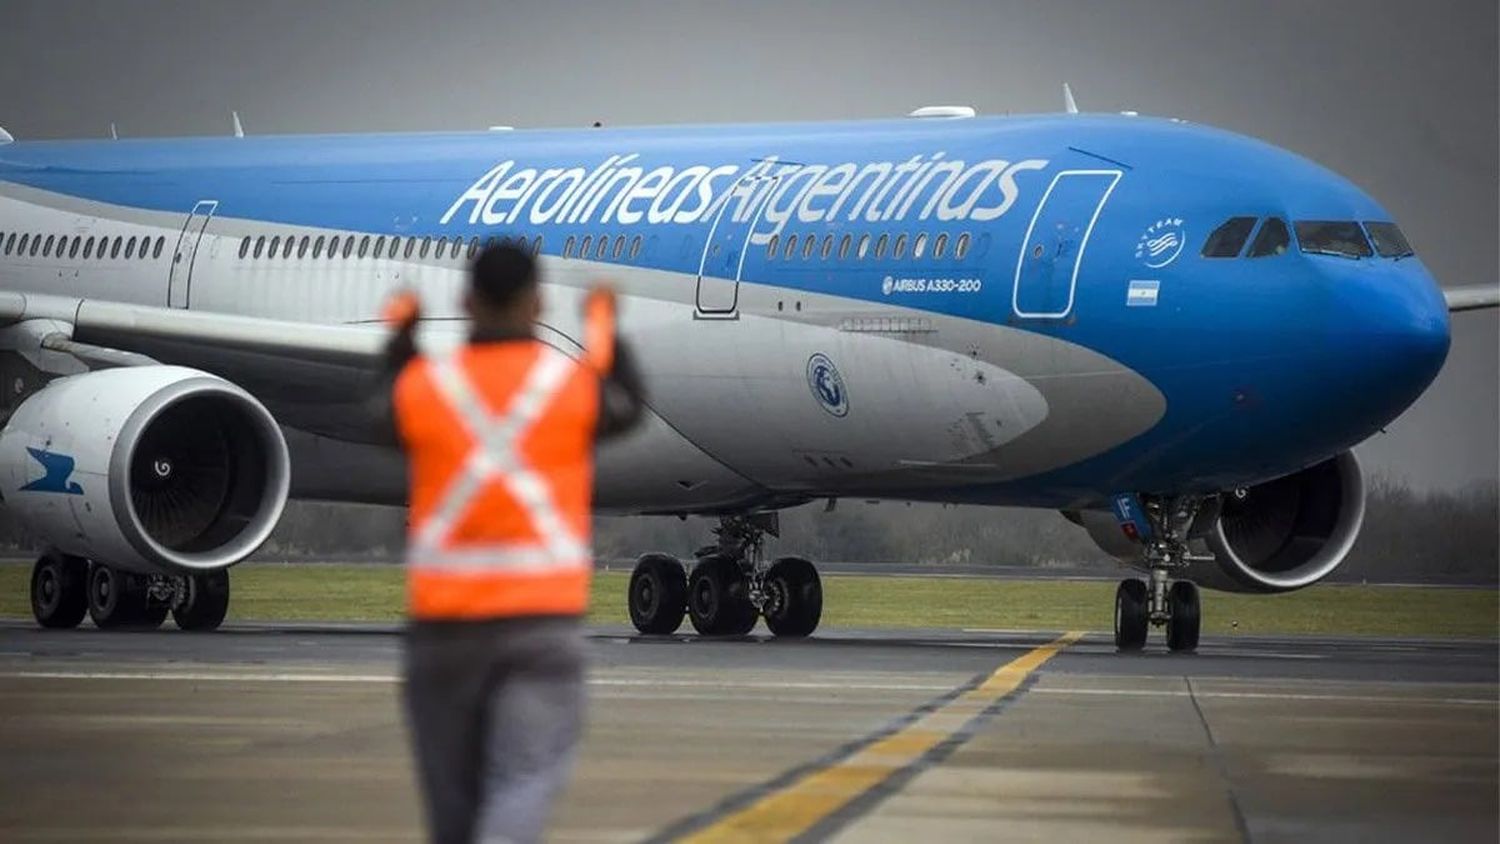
[20,448,83,495]
[806,354,849,418]
[1135,217,1186,268]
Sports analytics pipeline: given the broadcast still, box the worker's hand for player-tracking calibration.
[583,285,617,374]
[382,290,422,331]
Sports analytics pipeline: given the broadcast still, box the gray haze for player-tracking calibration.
[0,0,1495,491]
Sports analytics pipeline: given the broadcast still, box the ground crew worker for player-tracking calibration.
[381,242,644,844]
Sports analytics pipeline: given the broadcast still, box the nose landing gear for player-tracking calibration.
[625,513,825,638]
[1112,495,1208,653]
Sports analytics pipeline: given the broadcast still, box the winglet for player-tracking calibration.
[0,125,13,145]
[231,110,245,138]
[1063,83,1079,115]
[1444,285,1500,313]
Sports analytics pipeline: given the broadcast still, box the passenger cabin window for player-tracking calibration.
[933,233,948,258]
[125,238,136,259]
[893,234,908,259]
[821,234,833,259]
[1363,222,1414,258]
[627,236,638,259]
[613,235,626,259]
[913,233,928,258]
[43,235,55,256]
[153,237,165,258]
[239,237,251,259]
[856,234,869,259]
[784,234,798,259]
[343,237,355,259]
[801,235,815,260]
[1201,216,1257,258]
[595,236,608,259]
[564,236,576,258]
[254,236,266,259]
[269,236,281,257]
[1246,217,1290,258]
[838,234,852,259]
[111,238,123,259]
[1294,220,1372,259]
[57,236,69,256]
[358,236,370,258]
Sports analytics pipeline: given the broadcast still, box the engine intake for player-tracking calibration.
[1198,452,1365,593]
[0,366,290,574]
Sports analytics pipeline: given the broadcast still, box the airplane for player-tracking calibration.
[0,103,1494,650]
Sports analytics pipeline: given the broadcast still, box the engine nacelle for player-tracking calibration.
[0,366,290,575]
[1074,452,1366,593]
[1194,452,1365,593]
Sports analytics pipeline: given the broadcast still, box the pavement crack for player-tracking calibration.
[1187,676,1252,843]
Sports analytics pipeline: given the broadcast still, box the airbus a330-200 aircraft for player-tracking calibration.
[0,103,1493,650]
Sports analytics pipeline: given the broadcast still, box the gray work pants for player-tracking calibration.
[403,616,586,844]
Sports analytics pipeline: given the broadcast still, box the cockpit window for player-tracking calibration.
[1246,217,1290,258]
[1294,220,1372,259]
[1363,222,1414,258]
[1201,217,1257,258]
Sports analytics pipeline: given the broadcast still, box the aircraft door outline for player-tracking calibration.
[168,200,218,309]
[1011,170,1121,320]
[694,172,783,318]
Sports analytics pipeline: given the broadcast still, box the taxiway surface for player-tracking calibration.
[0,622,1494,842]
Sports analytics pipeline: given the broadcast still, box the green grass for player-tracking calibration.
[1,562,1495,638]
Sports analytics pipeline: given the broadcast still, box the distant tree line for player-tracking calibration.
[0,475,1492,584]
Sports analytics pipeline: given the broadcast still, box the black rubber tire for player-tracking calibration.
[87,564,149,629]
[173,570,230,632]
[138,601,169,630]
[1114,579,1149,652]
[1165,580,1201,653]
[687,556,757,636]
[628,554,688,635]
[30,553,88,629]
[763,557,822,638]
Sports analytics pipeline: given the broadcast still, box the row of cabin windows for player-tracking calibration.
[562,233,644,261]
[767,231,972,262]
[238,233,544,262]
[0,231,167,261]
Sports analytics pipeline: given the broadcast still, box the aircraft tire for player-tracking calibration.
[87,564,150,629]
[1114,578,1148,651]
[687,555,756,636]
[30,553,88,629]
[1165,581,1201,653]
[628,554,687,635]
[173,570,230,632]
[763,557,822,638]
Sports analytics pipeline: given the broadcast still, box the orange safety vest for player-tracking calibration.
[394,294,615,621]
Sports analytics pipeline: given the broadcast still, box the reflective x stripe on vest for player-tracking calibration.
[407,345,590,575]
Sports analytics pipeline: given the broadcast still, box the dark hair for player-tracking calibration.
[470,242,538,308]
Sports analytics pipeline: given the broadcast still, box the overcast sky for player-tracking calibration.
[1,0,1495,491]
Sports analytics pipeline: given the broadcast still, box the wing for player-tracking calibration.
[1444,285,1500,313]
[0,291,398,441]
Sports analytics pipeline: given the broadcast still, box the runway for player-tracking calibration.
[0,623,1494,842]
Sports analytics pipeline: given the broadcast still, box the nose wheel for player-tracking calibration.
[1114,576,1200,652]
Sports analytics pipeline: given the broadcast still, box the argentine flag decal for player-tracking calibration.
[1127,280,1160,307]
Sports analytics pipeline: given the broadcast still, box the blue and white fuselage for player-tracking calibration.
[0,113,1452,519]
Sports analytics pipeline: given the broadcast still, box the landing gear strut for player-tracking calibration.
[1113,495,1207,653]
[626,513,824,638]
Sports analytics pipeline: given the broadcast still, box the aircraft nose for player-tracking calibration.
[1331,261,1450,422]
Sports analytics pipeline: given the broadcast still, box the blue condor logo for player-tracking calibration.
[20,447,84,495]
[807,353,849,418]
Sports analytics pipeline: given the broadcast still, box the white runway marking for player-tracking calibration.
[1030,687,1495,706]
[0,669,955,692]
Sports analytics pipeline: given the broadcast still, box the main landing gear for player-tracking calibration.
[1113,495,1205,653]
[627,513,823,638]
[30,553,230,632]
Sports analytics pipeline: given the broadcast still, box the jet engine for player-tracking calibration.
[0,366,290,575]
[1076,452,1366,593]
